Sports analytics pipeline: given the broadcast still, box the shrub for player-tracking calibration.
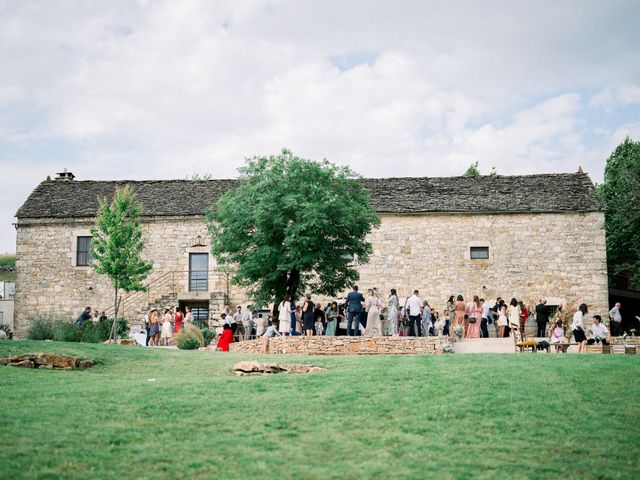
[175,324,204,349]
[26,314,129,343]
[201,328,216,347]
[27,314,57,340]
[52,320,81,342]
[0,322,13,339]
[177,337,200,350]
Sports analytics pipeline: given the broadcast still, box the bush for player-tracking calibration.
[177,337,200,350]
[0,322,13,339]
[26,314,129,343]
[27,314,57,340]
[52,320,81,342]
[175,324,204,349]
[201,328,216,347]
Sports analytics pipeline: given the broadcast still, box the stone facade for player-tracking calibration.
[14,210,609,337]
[229,336,447,355]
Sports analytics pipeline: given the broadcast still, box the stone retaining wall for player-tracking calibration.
[229,336,448,355]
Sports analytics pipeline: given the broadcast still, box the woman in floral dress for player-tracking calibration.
[386,289,399,336]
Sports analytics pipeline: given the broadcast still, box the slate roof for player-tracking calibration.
[16,173,600,219]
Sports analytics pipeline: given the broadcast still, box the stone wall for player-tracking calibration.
[14,211,609,337]
[229,336,447,355]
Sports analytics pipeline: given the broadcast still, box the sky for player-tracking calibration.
[1,0,639,253]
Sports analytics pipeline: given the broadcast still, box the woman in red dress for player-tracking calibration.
[173,307,184,334]
[216,324,234,352]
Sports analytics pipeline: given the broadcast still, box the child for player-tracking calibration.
[160,308,173,346]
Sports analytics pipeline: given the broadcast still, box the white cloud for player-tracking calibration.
[0,0,639,252]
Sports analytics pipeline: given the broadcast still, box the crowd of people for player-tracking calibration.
[112,290,626,352]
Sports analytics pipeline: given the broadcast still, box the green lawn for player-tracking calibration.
[0,341,638,480]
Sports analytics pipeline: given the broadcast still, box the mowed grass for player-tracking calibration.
[0,342,638,480]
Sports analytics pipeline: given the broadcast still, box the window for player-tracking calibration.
[76,236,93,266]
[470,246,489,260]
[189,253,208,291]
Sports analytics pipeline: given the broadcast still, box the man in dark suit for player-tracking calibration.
[535,299,549,337]
[345,285,365,336]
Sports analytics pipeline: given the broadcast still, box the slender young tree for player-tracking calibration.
[206,149,381,312]
[91,186,153,339]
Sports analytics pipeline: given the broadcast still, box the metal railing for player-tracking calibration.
[102,270,225,319]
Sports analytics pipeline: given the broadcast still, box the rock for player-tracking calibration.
[118,338,139,346]
[35,354,78,369]
[232,361,327,376]
[77,359,95,369]
[13,360,35,368]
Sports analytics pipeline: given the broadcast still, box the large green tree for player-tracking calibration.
[91,186,153,338]
[597,137,640,289]
[206,149,381,309]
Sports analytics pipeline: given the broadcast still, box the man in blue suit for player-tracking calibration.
[345,285,365,336]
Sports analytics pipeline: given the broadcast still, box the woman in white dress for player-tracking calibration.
[277,297,292,335]
[364,289,382,336]
[385,289,399,336]
[507,298,521,340]
[497,300,508,338]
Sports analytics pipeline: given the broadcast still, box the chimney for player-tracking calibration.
[55,168,75,181]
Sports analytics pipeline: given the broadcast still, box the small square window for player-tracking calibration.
[76,236,93,266]
[470,246,489,260]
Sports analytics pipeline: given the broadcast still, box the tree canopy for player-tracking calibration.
[597,137,640,289]
[206,149,381,307]
[91,186,153,332]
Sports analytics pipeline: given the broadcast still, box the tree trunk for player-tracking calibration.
[285,269,300,303]
[110,278,119,341]
[271,272,289,319]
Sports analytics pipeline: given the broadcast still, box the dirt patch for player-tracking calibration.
[232,361,327,376]
[0,353,95,370]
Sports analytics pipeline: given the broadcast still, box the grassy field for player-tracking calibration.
[0,341,638,480]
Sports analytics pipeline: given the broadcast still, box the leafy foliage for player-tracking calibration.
[0,321,13,338]
[26,314,128,343]
[185,173,213,180]
[464,161,480,177]
[90,186,153,331]
[206,149,381,307]
[175,324,205,349]
[596,137,640,288]
[201,328,216,346]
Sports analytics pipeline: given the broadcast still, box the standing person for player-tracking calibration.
[571,303,589,353]
[497,300,508,338]
[535,300,549,337]
[421,301,432,337]
[466,296,482,338]
[302,294,315,337]
[256,313,267,337]
[149,309,161,346]
[233,306,244,339]
[294,306,303,335]
[314,303,326,336]
[364,289,382,336]
[184,306,193,326]
[609,302,622,337]
[507,298,521,340]
[263,320,280,338]
[278,297,292,335]
[386,289,400,336]
[325,302,339,336]
[144,309,151,346]
[242,307,254,341]
[519,301,529,334]
[173,307,184,334]
[345,285,365,336]
[452,295,466,339]
[480,298,490,338]
[161,309,173,346]
[442,310,451,337]
[406,290,423,337]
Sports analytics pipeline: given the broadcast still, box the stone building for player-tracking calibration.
[13,170,607,337]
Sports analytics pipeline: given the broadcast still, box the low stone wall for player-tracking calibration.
[229,336,447,355]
